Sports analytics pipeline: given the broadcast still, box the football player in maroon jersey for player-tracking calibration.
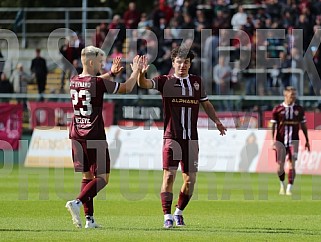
[66,46,143,228]
[271,86,310,196]
[138,46,227,228]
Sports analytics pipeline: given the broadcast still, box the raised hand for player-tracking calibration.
[140,55,150,74]
[110,57,124,75]
[130,55,142,72]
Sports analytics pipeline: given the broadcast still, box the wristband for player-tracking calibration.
[108,71,116,77]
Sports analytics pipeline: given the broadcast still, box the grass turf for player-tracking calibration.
[1,166,321,241]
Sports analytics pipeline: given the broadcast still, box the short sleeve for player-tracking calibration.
[200,78,208,102]
[271,106,278,123]
[100,77,120,94]
[300,107,306,123]
[151,75,167,93]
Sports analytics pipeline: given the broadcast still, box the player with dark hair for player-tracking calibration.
[271,86,310,196]
[138,46,226,229]
[66,45,142,228]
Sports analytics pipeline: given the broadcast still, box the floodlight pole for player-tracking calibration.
[82,0,87,37]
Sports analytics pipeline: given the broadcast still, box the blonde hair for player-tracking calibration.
[81,46,105,65]
[81,45,105,58]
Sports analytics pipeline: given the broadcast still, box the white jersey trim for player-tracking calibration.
[112,82,120,94]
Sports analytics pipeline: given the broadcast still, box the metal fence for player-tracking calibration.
[0,7,113,48]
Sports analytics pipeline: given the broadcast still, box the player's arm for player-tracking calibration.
[271,122,277,148]
[270,107,278,148]
[117,55,142,94]
[301,122,310,151]
[98,56,124,79]
[271,122,276,140]
[137,55,153,89]
[201,100,226,136]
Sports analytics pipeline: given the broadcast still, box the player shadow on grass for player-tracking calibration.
[1,227,319,236]
[191,226,320,235]
[93,226,321,235]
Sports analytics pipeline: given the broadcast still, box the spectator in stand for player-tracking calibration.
[265,0,282,21]
[153,17,168,41]
[279,51,291,89]
[0,49,5,76]
[123,2,141,29]
[213,9,230,30]
[31,48,48,101]
[0,73,13,95]
[10,63,31,94]
[203,32,219,93]
[194,9,211,44]
[268,65,282,95]
[284,26,296,54]
[213,0,229,18]
[312,0,321,16]
[181,0,197,20]
[137,12,153,36]
[180,14,195,40]
[10,63,32,106]
[307,46,321,95]
[60,35,81,92]
[231,5,247,30]
[151,0,174,29]
[243,51,257,95]
[281,10,295,29]
[255,6,270,25]
[168,16,182,39]
[213,55,232,107]
[289,47,303,94]
[242,16,255,38]
[173,0,184,12]
[159,0,174,26]
[108,15,126,52]
[296,14,313,51]
[71,59,83,77]
[92,25,106,48]
[265,29,283,59]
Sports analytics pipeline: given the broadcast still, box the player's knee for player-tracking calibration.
[288,162,295,170]
[83,172,95,180]
[96,173,109,185]
[277,168,285,176]
[163,173,175,187]
[184,175,196,187]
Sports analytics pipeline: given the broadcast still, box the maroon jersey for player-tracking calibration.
[69,75,119,140]
[271,102,306,147]
[152,74,208,140]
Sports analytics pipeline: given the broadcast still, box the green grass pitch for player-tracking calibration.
[1,166,321,241]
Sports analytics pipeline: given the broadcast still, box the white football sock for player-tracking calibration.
[280,181,285,188]
[164,214,173,221]
[174,207,183,216]
[287,184,292,191]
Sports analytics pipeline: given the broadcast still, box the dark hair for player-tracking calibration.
[284,86,296,92]
[171,46,195,62]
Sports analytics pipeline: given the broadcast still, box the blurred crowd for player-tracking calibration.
[1,0,321,102]
[90,0,321,97]
[0,48,48,104]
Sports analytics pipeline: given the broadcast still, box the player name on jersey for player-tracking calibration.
[171,98,199,105]
[75,117,91,127]
[70,80,92,88]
